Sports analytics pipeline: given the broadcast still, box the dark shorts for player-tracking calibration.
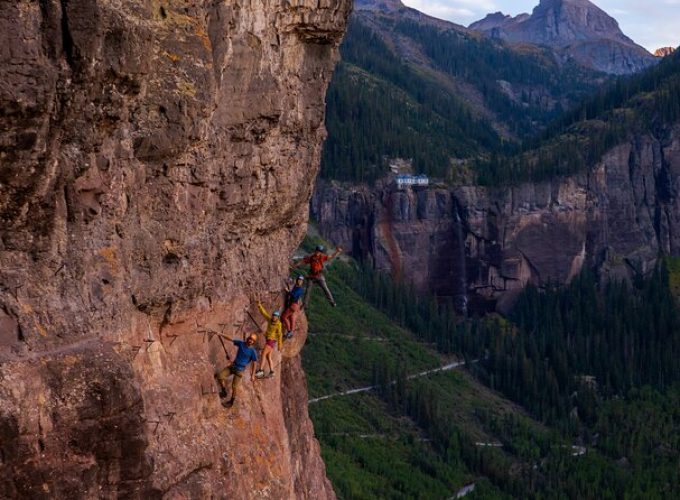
[217,365,243,382]
[266,339,276,349]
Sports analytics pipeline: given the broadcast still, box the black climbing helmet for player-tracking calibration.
[315,245,326,253]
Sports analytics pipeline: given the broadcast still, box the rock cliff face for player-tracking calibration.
[655,47,677,58]
[312,124,680,312]
[354,0,405,12]
[470,0,656,75]
[0,0,351,498]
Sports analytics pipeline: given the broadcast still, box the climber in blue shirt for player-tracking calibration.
[282,275,305,339]
[215,333,259,408]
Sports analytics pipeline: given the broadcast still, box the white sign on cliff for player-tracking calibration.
[395,174,429,188]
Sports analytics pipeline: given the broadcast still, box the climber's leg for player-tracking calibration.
[227,368,243,404]
[282,302,299,337]
[216,366,231,397]
[281,305,294,333]
[265,340,276,373]
[316,275,336,306]
[256,344,273,377]
[303,279,312,307]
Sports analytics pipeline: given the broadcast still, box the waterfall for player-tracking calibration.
[452,197,468,316]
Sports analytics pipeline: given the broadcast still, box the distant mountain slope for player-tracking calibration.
[300,239,560,498]
[470,0,657,75]
[479,48,680,184]
[302,235,680,499]
[322,0,605,182]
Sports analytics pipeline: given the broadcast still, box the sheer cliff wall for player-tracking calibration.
[0,1,351,497]
[313,125,680,312]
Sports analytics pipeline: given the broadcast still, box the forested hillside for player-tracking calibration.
[303,234,680,498]
[312,3,680,497]
[322,6,604,183]
[323,3,680,187]
[478,48,680,185]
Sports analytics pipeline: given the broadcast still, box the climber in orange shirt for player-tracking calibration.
[292,245,342,307]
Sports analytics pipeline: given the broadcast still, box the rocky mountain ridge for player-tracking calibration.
[355,0,407,12]
[656,47,677,58]
[0,0,351,497]
[470,0,657,75]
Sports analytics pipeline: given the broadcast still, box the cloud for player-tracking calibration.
[402,0,533,23]
[404,0,488,20]
[595,0,680,49]
[401,0,680,50]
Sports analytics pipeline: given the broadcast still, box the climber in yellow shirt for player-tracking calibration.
[254,300,283,379]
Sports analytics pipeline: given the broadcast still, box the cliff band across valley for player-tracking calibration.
[313,126,680,312]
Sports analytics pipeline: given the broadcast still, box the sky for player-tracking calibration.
[401,0,680,52]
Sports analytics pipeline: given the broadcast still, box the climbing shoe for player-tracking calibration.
[267,371,275,378]
[255,369,265,379]
[330,301,337,308]
[284,331,294,340]
[218,388,228,399]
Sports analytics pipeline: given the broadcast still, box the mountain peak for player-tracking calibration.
[355,0,405,12]
[535,0,605,8]
[486,11,511,20]
[470,0,656,75]
[538,0,594,5]
[528,0,629,46]
[469,11,529,32]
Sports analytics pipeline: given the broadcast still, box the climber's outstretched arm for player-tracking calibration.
[256,301,272,321]
[330,246,343,260]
